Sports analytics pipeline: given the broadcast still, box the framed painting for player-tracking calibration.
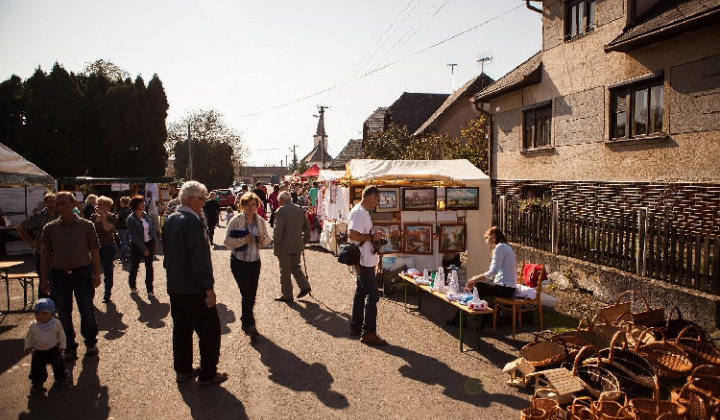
[375,187,400,213]
[445,187,479,210]
[373,222,403,254]
[403,223,433,255]
[439,223,466,252]
[401,187,437,211]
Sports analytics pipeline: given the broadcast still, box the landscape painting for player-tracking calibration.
[403,223,433,255]
[402,187,437,211]
[446,187,479,210]
[439,223,466,252]
[376,188,400,213]
[373,222,402,254]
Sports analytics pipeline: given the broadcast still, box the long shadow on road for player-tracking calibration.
[130,294,169,329]
[289,299,352,339]
[374,344,528,410]
[178,381,248,420]
[95,302,128,340]
[250,337,349,409]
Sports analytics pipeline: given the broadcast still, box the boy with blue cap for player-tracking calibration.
[24,298,70,393]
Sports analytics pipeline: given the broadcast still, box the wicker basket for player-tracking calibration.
[628,377,687,420]
[653,305,706,341]
[531,388,561,420]
[670,378,714,420]
[591,391,632,420]
[521,330,570,370]
[572,346,621,399]
[567,396,596,420]
[610,291,665,327]
[595,332,656,399]
[634,328,693,379]
[560,318,610,357]
[673,325,720,366]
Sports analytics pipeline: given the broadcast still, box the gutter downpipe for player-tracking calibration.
[526,0,542,14]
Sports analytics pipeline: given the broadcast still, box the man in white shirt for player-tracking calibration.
[146,191,161,239]
[347,186,387,346]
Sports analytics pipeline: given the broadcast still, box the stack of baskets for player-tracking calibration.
[516,290,720,420]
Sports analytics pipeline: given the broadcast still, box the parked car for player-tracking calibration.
[214,189,236,208]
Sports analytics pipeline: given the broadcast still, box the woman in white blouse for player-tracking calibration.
[224,192,272,339]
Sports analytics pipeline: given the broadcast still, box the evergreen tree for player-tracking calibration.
[0,75,25,153]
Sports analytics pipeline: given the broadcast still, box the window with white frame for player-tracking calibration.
[611,78,664,140]
[523,104,552,150]
[566,0,596,40]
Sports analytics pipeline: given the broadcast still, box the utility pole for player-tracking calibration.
[447,63,458,91]
[476,56,493,90]
[187,123,194,180]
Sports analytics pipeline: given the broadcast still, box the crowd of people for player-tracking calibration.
[13,179,516,394]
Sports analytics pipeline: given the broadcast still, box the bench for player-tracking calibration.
[1,271,39,312]
[399,274,494,353]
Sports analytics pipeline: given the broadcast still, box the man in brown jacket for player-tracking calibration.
[272,191,311,302]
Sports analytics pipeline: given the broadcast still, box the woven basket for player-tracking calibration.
[520,330,570,370]
[685,364,720,404]
[520,407,547,420]
[673,325,720,366]
[560,318,610,357]
[634,328,693,379]
[592,391,632,420]
[595,332,656,399]
[572,346,621,399]
[670,378,713,420]
[611,291,665,327]
[653,305,706,341]
[531,388,560,420]
[567,396,596,420]
[628,377,687,420]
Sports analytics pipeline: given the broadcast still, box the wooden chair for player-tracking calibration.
[493,262,545,339]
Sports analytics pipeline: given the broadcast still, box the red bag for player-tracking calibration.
[523,264,545,288]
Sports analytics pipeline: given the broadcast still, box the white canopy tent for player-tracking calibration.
[0,143,55,187]
[338,159,492,277]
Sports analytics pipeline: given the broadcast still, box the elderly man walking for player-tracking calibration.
[272,191,311,302]
[40,191,102,361]
[162,181,226,386]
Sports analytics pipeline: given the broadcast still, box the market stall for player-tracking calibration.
[319,159,492,278]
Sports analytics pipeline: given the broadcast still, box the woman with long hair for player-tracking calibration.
[126,195,158,298]
[224,192,272,339]
[447,226,517,326]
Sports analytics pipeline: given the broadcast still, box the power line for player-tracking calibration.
[231,3,524,120]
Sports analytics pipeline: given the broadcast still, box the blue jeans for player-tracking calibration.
[118,229,130,259]
[99,244,116,299]
[49,266,98,351]
[350,265,379,335]
[230,256,261,329]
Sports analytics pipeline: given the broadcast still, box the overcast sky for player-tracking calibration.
[0,0,541,167]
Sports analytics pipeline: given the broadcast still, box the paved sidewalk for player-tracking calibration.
[0,227,536,419]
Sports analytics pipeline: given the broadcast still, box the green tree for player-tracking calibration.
[363,124,413,159]
[167,109,245,189]
[0,75,26,153]
[83,59,129,82]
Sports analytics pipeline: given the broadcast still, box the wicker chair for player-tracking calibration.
[493,262,545,339]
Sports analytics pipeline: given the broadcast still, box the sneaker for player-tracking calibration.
[198,371,228,386]
[360,332,388,346]
[62,349,77,362]
[30,383,45,393]
[175,368,200,383]
[130,288,138,294]
[148,292,155,298]
[86,346,99,356]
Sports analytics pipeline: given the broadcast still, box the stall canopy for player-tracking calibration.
[0,142,55,187]
[340,159,489,186]
[318,169,345,182]
[300,164,321,178]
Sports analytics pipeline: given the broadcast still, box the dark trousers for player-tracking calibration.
[269,209,276,227]
[170,293,221,382]
[129,240,154,293]
[29,345,67,384]
[230,256,261,329]
[49,266,98,350]
[350,265,380,335]
[475,282,516,300]
[207,220,218,243]
[99,244,116,299]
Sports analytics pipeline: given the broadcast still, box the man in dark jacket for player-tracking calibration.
[203,192,220,245]
[272,191,311,302]
[162,181,226,386]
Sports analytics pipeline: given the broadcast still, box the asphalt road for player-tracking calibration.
[0,223,535,420]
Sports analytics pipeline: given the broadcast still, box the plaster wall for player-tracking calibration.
[488,5,720,183]
[432,99,479,140]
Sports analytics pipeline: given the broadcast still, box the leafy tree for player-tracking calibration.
[167,109,245,189]
[363,124,413,159]
[83,59,129,82]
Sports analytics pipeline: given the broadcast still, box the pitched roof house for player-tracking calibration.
[475,0,720,236]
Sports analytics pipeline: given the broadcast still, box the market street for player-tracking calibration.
[0,224,534,420]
